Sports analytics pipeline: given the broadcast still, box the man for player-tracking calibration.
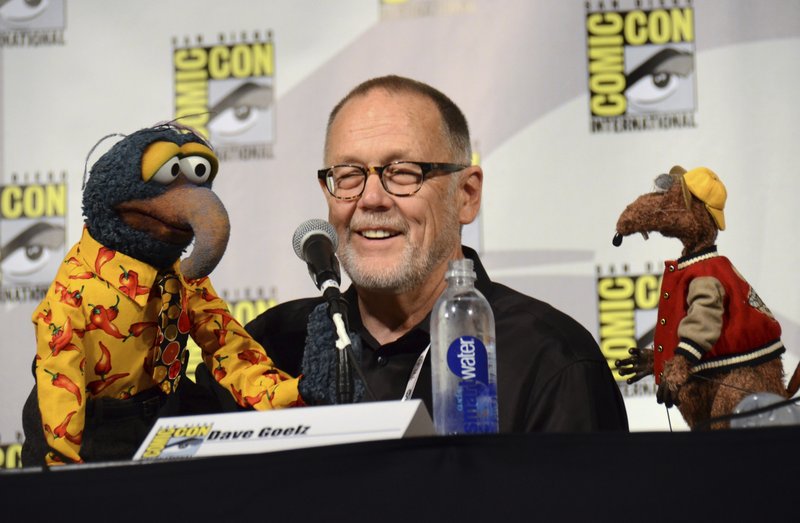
[216,75,628,431]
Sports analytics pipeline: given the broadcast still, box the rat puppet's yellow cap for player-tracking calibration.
[683,167,726,230]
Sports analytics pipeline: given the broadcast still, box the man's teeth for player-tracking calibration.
[361,230,394,239]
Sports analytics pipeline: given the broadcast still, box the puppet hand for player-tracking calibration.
[615,347,655,384]
[656,355,691,408]
[298,302,364,405]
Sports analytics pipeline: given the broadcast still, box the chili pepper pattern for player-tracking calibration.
[213,321,227,346]
[48,318,79,356]
[246,389,269,408]
[238,348,270,365]
[36,308,52,324]
[86,372,130,395]
[94,341,112,378]
[55,282,83,308]
[94,246,116,274]
[119,385,135,400]
[84,296,125,339]
[262,369,282,386]
[44,411,83,446]
[213,355,228,381]
[44,369,82,406]
[194,287,217,302]
[229,384,248,408]
[124,321,158,341]
[68,271,95,280]
[118,265,150,299]
[32,228,301,466]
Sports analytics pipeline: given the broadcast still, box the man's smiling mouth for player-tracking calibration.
[359,229,399,239]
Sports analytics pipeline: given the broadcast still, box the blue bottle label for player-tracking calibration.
[446,335,489,384]
[444,336,496,433]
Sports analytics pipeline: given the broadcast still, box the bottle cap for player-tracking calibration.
[446,258,476,279]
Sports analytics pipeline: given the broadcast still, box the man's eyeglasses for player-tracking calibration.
[317,161,468,200]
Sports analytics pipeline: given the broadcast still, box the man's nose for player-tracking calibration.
[358,170,393,209]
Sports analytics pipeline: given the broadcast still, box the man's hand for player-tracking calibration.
[614,347,654,384]
[656,355,691,408]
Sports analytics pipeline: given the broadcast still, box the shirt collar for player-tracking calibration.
[78,227,164,307]
[676,245,719,270]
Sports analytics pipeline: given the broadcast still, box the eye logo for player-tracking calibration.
[1,179,67,297]
[1,222,64,284]
[625,47,695,115]
[585,2,697,133]
[0,0,50,26]
[208,81,273,140]
[0,0,64,40]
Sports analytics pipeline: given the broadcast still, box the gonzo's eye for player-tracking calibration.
[151,157,181,185]
[180,156,213,184]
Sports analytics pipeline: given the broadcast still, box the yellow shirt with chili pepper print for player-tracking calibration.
[32,227,302,465]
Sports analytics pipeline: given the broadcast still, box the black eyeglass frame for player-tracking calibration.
[317,161,468,200]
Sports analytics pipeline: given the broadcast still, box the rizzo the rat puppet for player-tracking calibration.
[612,166,798,429]
[22,123,304,466]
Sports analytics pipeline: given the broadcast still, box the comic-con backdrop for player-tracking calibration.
[1,0,798,466]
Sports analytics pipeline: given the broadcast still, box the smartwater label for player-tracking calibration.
[446,335,489,384]
[445,336,496,433]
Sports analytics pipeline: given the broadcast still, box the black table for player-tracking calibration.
[1,427,796,521]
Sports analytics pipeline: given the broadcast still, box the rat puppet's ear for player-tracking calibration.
[668,165,693,210]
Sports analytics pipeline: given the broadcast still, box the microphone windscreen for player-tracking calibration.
[292,219,338,261]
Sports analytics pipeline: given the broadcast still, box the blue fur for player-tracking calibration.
[299,303,365,404]
[82,126,212,270]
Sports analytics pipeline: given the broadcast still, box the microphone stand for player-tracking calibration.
[321,282,355,404]
[320,283,376,403]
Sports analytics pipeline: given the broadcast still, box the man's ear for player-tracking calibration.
[458,166,483,225]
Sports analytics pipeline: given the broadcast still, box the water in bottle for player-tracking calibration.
[430,258,499,434]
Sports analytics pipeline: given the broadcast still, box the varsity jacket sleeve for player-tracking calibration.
[675,276,725,363]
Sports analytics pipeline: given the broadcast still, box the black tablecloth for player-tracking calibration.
[1,427,796,521]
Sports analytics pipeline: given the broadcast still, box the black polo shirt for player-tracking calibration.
[244,247,628,432]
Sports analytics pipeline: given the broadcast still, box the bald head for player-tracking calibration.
[324,75,472,165]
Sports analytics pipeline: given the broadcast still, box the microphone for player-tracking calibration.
[292,219,354,403]
[292,218,341,292]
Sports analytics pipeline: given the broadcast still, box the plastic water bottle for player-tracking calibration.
[430,258,499,435]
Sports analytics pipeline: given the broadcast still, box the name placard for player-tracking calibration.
[132,399,433,461]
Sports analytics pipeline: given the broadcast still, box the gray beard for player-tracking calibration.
[339,237,429,293]
[338,212,461,294]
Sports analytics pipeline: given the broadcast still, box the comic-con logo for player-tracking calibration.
[1,174,67,302]
[141,424,213,460]
[173,31,276,162]
[0,0,66,47]
[0,442,22,469]
[596,265,662,386]
[586,0,696,133]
